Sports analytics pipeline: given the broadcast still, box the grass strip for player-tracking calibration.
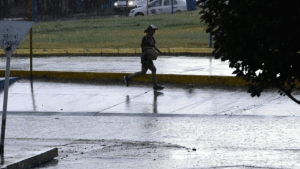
[18,10,209,49]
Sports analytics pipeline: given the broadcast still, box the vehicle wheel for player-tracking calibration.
[135,13,144,17]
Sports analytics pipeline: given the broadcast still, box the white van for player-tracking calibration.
[128,0,187,16]
[114,0,147,13]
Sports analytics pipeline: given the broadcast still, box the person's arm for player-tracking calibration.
[153,45,163,54]
[143,36,163,54]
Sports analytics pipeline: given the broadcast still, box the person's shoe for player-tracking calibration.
[124,76,130,87]
[153,85,164,90]
[154,91,164,96]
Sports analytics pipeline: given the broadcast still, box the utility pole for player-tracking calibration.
[126,0,129,16]
[147,0,149,16]
[209,32,212,48]
[171,0,174,15]
[29,0,33,80]
[0,49,12,156]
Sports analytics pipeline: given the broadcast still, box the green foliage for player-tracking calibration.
[197,0,300,104]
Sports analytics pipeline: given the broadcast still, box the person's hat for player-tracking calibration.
[144,25,158,33]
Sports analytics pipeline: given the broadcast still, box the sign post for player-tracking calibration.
[171,0,174,15]
[209,32,213,48]
[29,0,37,79]
[147,0,149,16]
[29,0,33,79]
[0,21,34,155]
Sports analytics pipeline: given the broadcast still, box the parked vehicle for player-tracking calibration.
[114,0,147,13]
[128,0,187,16]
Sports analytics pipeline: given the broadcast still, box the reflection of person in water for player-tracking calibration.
[153,91,164,113]
[31,79,36,111]
[125,91,163,114]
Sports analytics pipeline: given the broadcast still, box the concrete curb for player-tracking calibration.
[1,148,58,169]
[0,70,248,86]
[0,48,213,56]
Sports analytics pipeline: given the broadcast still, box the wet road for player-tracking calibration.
[1,79,300,168]
[0,56,234,76]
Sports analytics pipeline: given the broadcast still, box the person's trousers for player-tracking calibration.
[128,63,157,87]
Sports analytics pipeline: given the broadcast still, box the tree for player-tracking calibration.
[197,0,300,105]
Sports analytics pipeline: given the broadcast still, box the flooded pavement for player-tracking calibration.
[0,56,234,76]
[1,79,300,168]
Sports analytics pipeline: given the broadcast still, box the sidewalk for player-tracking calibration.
[0,55,252,86]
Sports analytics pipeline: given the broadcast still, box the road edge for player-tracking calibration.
[1,148,58,169]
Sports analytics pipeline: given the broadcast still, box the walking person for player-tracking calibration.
[124,25,164,90]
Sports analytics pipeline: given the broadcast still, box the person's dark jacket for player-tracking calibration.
[141,35,156,65]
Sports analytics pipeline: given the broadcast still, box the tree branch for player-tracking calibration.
[276,81,300,105]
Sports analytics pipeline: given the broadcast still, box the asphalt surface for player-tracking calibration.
[0,56,300,168]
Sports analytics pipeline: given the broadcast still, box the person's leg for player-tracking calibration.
[148,64,157,87]
[124,64,148,86]
[128,64,148,79]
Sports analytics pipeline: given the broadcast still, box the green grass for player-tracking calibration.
[19,10,208,49]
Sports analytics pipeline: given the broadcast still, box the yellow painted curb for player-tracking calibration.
[119,48,136,54]
[169,48,213,54]
[169,48,185,53]
[102,48,118,54]
[0,70,247,86]
[33,49,46,55]
[160,48,169,53]
[134,48,142,53]
[157,74,247,86]
[67,48,85,55]
[169,48,195,53]
[1,70,299,87]
[40,49,67,55]
[201,48,214,53]
[85,48,102,54]
[15,49,30,55]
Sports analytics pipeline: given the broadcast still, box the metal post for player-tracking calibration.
[171,0,174,15]
[0,51,12,155]
[32,0,37,22]
[126,0,128,16]
[147,0,149,16]
[29,0,33,79]
[209,32,212,48]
